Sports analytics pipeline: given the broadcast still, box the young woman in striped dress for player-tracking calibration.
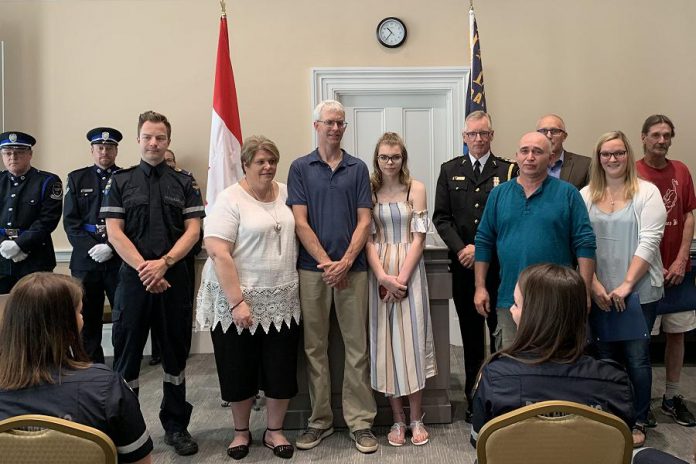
[366,132,437,447]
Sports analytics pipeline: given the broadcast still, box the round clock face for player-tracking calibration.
[377,17,407,48]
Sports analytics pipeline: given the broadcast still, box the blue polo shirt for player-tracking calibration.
[475,175,596,307]
[287,149,372,272]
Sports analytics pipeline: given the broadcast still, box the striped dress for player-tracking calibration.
[369,201,437,397]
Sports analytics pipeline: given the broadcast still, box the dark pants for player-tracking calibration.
[452,265,498,403]
[112,263,193,433]
[72,268,119,364]
[151,254,196,359]
[0,275,19,294]
[595,301,659,423]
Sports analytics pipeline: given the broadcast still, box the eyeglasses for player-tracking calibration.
[463,131,492,140]
[536,128,566,136]
[599,151,628,160]
[377,154,403,163]
[1,147,31,157]
[317,120,348,128]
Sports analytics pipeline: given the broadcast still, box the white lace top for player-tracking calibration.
[196,182,301,335]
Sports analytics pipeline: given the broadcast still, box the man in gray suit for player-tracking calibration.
[536,114,591,189]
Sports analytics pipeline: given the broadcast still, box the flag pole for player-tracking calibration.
[220,0,226,17]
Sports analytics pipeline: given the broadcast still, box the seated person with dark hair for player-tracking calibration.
[471,263,635,447]
[0,273,152,464]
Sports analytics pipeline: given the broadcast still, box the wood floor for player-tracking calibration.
[129,347,696,463]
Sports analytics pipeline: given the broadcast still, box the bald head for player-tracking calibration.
[516,132,552,181]
[536,114,568,157]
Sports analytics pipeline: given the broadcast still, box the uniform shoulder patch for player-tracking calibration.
[50,181,63,200]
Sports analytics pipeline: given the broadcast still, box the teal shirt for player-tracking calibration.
[475,176,596,308]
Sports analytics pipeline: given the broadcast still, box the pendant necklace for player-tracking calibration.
[246,178,282,254]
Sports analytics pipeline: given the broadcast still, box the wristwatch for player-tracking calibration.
[162,254,175,268]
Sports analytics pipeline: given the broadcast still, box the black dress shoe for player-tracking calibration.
[164,430,198,456]
[263,428,294,459]
[148,356,161,366]
[227,428,252,460]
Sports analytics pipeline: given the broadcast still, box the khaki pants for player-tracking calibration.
[299,270,376,432]
[494,307,517,351]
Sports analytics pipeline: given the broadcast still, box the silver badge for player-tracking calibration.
[102,131,110,141]
[493,176,500,187]
[8,133,17,143]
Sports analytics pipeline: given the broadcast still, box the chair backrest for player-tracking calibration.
[476,400,633,464]
[0,414,117,464]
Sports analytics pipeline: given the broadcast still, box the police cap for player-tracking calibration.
[86,127,123,146]
[0,131,36,148]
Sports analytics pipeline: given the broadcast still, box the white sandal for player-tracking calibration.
[387,422,407,447]
[410,414,429,446]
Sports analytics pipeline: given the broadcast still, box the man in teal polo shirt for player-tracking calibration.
[474,131,596,349]
[287,100,377,454]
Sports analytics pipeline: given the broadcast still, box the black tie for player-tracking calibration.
[474,160,481,180]
[148,168,167,257]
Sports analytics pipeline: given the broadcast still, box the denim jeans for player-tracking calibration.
[595,301,658,423]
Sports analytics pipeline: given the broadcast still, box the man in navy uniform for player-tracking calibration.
[0,131,62,293]
[100,111,205,456]
[63,127,123,363]
[432,111,518,422]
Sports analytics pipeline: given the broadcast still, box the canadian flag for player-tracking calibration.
[207,13,243,214]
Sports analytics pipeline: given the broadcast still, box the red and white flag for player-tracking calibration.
[207,12,243,214]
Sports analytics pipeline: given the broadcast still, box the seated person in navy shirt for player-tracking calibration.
[0,273,152,464]
[471,263,635,447]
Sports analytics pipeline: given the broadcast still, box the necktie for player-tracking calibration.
[148,168,167,257]
[474,160,481,180]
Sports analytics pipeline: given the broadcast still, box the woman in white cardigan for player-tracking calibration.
[580,130,666,448]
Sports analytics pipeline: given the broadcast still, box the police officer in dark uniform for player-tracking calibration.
[0,131,62,293]
[100,111,204,456]
[63,127,123,363]
[432,111,517,421]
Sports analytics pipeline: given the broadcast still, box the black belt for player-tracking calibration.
[82,224,107,234]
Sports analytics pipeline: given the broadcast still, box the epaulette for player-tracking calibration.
[114,165,137,174]
[443,155,466,166]
[174,167,193,176]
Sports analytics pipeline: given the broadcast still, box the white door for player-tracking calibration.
[337,92,464,346]
[340,93,449,214]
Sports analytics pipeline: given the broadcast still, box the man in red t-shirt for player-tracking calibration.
[636,114,696,428]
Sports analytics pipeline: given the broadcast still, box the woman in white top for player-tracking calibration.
[579,130,666,447]
[197,136,300,460]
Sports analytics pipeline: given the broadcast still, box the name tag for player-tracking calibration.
[452,176,466,181]
[80,188,94,193]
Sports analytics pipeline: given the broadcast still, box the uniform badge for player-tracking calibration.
[493,176,500,187]
[102,131,110,141]
[9,133,17,143]
[452,176,466,181]
[50,182,63,200]
[192,179,201,195]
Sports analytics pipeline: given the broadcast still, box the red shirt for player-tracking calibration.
[636,158,696,270]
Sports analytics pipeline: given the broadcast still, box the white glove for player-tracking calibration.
[0,240,21,259]
[12,251,28,262]
[88,244,114,263]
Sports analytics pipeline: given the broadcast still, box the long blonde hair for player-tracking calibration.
[588,130,639,203]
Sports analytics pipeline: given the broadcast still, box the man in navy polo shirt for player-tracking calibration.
[287,99,378,454]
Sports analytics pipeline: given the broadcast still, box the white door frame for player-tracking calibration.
[311,66,469,157]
